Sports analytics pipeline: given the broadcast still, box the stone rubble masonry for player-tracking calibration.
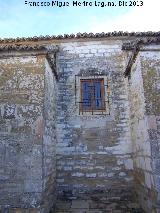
[0,35,159,213]
[55,39,137,213]
[141,50,160,213]
[0,51,57,212]
[41,59,57,213]
[128,46,160,213]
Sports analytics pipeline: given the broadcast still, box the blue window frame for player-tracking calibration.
[80,79,105,111]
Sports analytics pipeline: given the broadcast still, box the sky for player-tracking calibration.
[0,0,159,38]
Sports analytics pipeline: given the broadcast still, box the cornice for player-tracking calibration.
[0,44,47,51]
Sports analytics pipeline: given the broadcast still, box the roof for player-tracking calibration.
[0,31,160,43]
[122,37,160,50]
[0,31,159,79]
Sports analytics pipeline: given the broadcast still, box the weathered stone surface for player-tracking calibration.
[128,48,160,213]
[0,35,160,213]
[55,39,141,213]
[0,51,57,213]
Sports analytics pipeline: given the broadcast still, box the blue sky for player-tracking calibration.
[0,0,159,38]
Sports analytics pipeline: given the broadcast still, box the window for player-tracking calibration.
[75,74,111,115]
[80,78,105,111]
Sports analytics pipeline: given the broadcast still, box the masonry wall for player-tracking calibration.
[41,59,57,213]
[140,48,160,212]
[1,37,160,213]
[55,39,140,212]
[128,53,154,213]
[0,52,57,213]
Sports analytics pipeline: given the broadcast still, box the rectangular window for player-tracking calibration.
[80,78,105,111]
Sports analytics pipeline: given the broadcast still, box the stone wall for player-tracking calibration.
[41,59,57,213]
[0,36,160,213]
[128,53,154,212]
[0,51,57,213]
[128,45,160,213]
[55,39,140,212]
[140,47,160,212]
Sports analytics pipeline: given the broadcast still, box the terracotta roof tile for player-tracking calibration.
[1,31,160,43]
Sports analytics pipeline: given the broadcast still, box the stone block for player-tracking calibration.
[71,200,89,209]
[147,115,157,130]
[29,210,40,213]
[56,201,71,210]
[15,209,22,213]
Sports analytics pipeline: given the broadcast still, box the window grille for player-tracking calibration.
[75,74,111,115]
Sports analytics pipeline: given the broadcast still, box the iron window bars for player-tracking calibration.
[75,74,111,115]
